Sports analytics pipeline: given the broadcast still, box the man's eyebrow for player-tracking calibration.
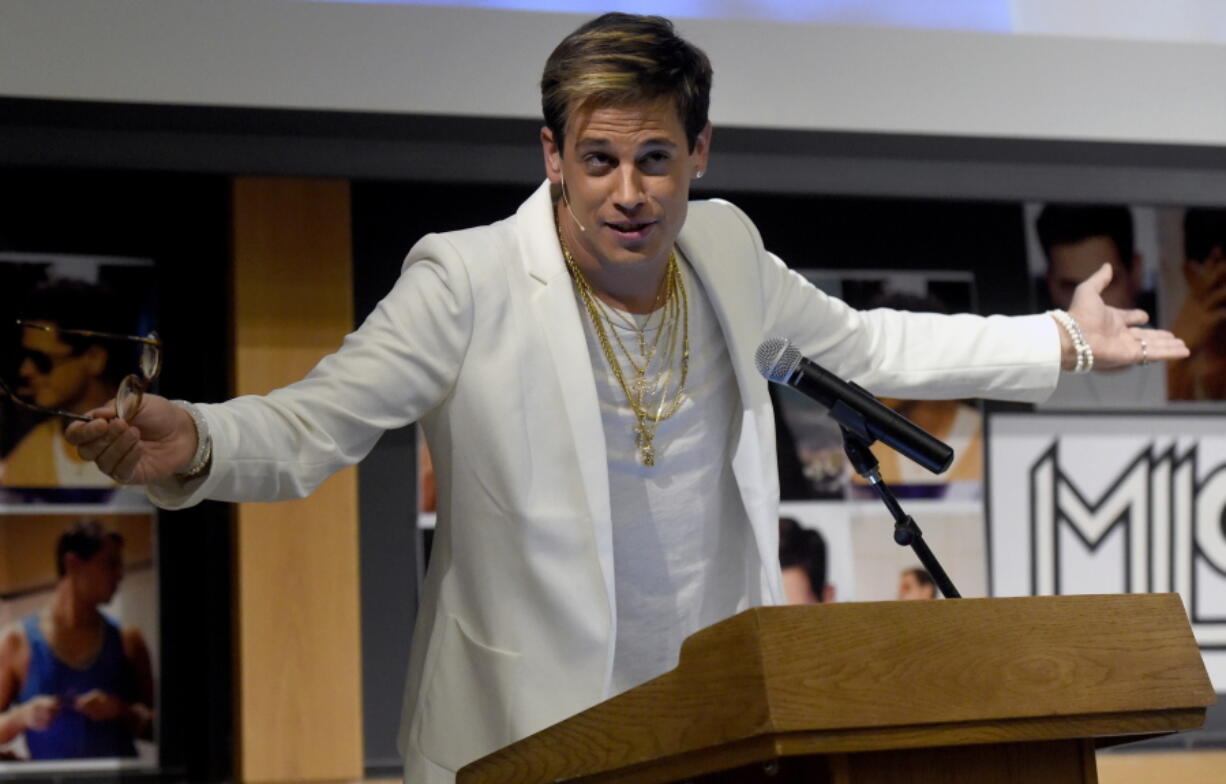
[640,138,679,150]
[574,137,679,151]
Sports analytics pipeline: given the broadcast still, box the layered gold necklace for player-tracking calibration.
[557,225,690,467]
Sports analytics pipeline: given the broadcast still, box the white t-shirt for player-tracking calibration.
[576,259,756,695]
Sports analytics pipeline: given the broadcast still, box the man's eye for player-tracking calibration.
[584,154,612,169]
[640,152,672,170]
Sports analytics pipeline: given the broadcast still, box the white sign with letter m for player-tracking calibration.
[987,412,1226,691]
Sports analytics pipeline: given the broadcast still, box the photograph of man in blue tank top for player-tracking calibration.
[0,520,154,759]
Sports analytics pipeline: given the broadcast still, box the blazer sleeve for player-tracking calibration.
[149,233,475,509]
[718,200,1062,402]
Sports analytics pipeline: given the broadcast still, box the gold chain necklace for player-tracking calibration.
[557,226,690,467]
[593,290,667,367]
[596,280,672,377]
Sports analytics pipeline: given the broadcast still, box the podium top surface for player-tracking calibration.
[460,593,1216,784]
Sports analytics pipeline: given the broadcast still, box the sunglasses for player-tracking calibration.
[1,320,163,423]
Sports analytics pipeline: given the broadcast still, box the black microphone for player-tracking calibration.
[755,337,954,474]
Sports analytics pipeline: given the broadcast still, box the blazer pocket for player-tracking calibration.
[418,614,521,772]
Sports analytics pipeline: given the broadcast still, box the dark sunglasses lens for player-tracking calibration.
[20,350,54,374]
[116,375,143,421]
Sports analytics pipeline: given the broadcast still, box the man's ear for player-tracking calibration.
[692,122,713,173]
[541,126,562,185]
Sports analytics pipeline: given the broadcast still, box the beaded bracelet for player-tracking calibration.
[171,400,213,479]
[1048,309,1094,373]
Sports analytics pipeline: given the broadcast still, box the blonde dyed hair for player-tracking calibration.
[541,13,713,153]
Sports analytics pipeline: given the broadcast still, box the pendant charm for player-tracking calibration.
[634,425,656,467]
[632,374,652,398]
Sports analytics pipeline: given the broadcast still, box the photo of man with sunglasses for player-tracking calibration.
[1,281,134,488]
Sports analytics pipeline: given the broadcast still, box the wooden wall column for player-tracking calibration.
[231,177,364,782]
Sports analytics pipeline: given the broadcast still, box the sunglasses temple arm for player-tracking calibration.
[0,382,96,422]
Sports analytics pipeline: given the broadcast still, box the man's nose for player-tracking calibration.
[612,168,646,211]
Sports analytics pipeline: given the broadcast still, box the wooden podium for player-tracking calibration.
[458,594,1215,784]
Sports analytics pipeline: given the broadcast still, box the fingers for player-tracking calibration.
[1122,308,1150,327]
[74,691,110,721]
[1067,264,1116,322]
[1206,283,1226,311]
[1132,328,1189,362]
[108,436,147,484]
[71,418,125,460]
[75,691,102,712]
[1190,259,1226,292]
[80,419,144,483]
[1081,262,1114,295]
[89,401,118,421]
[64,416,113,448]
[23,696,60,730]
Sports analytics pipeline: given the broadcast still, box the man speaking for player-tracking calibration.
[66,13,1186,783]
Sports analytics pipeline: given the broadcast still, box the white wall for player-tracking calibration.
[2,0,1225,147]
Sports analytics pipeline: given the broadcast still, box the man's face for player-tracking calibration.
[541,98,710,277]
[782,565,820,605]
[1046,237,1138,310]
[70,538,125,605]
[897,572,935,601]
[17,323,104,412]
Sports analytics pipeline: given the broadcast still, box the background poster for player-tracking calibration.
[987,411,1226,691]
[0,252,157,507]
[774,269,983,501]
[0,252,159,769]
[0,512,158,768]
[1024,203,1169,409]
[1157,207,1226,402]
[781,499,987,603]
[1024,203,1226,407]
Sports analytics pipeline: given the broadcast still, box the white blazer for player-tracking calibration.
[152,181,1060,782]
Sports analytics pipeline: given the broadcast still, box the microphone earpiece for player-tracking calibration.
[560,172,587,233]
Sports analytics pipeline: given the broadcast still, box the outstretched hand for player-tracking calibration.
[1065,263,1189,371]
[64,394,198,485]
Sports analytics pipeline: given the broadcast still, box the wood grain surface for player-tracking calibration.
[459,594,1214,784]
[232,177,364,783]
[833,739,1097,784]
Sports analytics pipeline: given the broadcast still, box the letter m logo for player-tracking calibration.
[1029,442,1151,597]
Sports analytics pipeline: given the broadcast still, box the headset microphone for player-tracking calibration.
[560,172,587,233]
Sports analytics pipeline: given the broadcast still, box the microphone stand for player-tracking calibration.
[834,409,962,599]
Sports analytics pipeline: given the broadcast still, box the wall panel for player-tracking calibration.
[231,177,363,782]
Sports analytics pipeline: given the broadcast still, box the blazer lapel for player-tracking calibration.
[678,207,784,606]
[517,182,619,647]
